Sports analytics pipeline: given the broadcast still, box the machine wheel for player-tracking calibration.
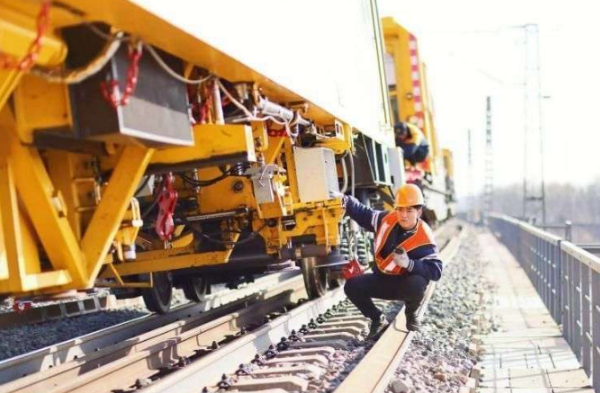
[142,272,173,314]
[324,250,347,289]
[300,256,328,298]
[328,275,345,289]
[181,276,208,303]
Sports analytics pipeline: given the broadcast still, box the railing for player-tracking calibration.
[541,221,573,242]
[488,214,600,392]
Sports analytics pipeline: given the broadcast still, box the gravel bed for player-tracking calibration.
[385,226,497,393]
[0,307,148,361]
[0,288,193,362]
[0,279,262,362]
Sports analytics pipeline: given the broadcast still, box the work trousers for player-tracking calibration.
[344,272,428,320]
[407,144,430,166]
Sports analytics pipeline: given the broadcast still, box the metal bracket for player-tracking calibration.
[245,164,285,204]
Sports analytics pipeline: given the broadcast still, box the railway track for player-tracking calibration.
[0,270,301,389]
[0,222,460,393]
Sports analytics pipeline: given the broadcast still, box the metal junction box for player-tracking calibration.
[294,147,339,203]
[387,146,405,193]
[63,25,193,147]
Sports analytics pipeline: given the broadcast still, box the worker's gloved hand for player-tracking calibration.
[393,247,410,269]
[328,189,347,208]
[328,189,345,200]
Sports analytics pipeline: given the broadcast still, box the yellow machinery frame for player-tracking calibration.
[0,1,353,296]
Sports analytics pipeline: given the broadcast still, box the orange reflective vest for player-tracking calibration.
[374,213,436,275]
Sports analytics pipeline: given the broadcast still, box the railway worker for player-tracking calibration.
[331,184,442,338]
[395,122,430,166]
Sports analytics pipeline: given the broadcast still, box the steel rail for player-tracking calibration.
[0,270,300,389]
[32,276,307,393]
[142,286,347,393]
[334,225,463,393]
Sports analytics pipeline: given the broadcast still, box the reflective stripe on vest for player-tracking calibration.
[374,213,435,275]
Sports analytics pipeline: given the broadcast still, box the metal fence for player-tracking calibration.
[488,214,600,392]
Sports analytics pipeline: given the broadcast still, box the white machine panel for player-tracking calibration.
[294,147,339,203]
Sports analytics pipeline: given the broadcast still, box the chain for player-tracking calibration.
[100,41,143,109]
[0,0,52,71]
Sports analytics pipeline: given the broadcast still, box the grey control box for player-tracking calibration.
[294,147,339,203]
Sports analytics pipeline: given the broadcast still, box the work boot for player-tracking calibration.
[366,314,388,340]
[406,311,421,332]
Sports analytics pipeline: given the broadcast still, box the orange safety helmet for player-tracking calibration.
[394,184,424,208]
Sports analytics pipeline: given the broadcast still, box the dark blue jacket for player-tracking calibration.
[343,195,443,281]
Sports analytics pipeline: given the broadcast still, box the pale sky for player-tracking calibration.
[379,0,600,197]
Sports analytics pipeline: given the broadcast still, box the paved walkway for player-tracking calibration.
[476,231,594,393]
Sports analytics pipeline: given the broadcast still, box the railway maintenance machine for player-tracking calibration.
[0,0,453,312]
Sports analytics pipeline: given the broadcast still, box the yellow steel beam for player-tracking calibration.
[0,3,67,67]
[171,232,194,248]
[315,122,353,154]
[46,151,89,241]
[0,70,23,114]
[0,2,67,113]
[251,121,269,153]
[9,129,87,286]
[264,135,286,165]
[102,233,240,278]
[0,150,27,292]
[282,205,343,247]
[0,269,71,293]
[151,124,256,166]
[283,138,301,205]
[0,142,73,293]
[82,145,154,286]
[22,270,71,292]
[13,75,71,143]
[135,241,195,262]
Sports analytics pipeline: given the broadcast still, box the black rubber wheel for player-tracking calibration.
[300,257,328,298]
[141,272,173,314]
[181,276,208,303]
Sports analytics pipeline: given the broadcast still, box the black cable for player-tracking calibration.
[181,174,227,187]
[180,167,236,188]
[349,150,356,198]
